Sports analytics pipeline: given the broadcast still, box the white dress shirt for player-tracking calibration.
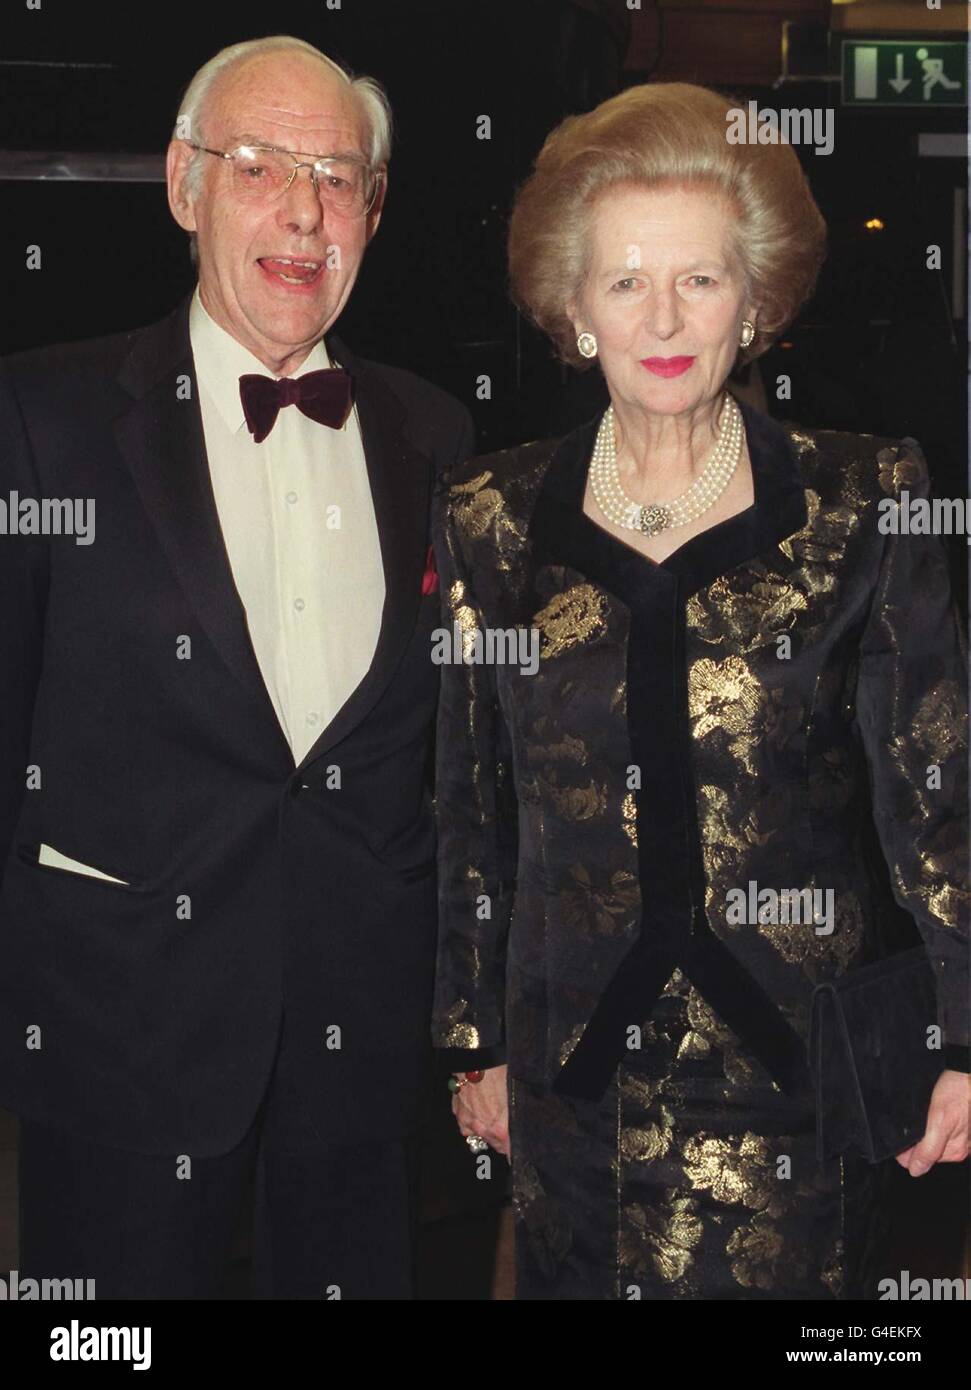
[189,286,385,765]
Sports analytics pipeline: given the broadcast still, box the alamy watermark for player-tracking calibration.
[0,1269,95,1299]
[726,880,834,935]
[726,100,834,156]
[432,622,539,676]
[50,1320,151,1370]
[878,491,971,539]
[878,1270,970,1300]
[0,492,95,546]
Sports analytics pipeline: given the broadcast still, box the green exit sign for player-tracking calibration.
[842,40,967,107]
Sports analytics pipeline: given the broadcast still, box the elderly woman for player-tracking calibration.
[432,83,969,1301]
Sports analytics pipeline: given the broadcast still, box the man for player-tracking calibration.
[0,35,473,1298]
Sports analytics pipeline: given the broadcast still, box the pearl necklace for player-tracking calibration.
[589,393,743,536]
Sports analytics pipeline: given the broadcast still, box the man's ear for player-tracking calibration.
[364,169,388,244]
[166,140,198,234]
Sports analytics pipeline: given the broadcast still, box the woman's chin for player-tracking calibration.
[627,385,708,418]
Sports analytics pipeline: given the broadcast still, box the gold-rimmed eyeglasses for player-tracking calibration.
[184,142,383,217]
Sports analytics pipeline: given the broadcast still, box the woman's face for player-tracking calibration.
[571,182,758,420]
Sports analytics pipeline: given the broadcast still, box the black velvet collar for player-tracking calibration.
[528,396,809,603]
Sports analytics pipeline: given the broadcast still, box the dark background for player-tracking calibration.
[0,0,967,1297]
[1,1,967,465]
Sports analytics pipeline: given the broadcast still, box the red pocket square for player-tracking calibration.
[421,544,439,596]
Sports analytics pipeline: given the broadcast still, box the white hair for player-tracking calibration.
[173,34,392,200]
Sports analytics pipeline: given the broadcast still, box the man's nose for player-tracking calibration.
[275,165,325,232]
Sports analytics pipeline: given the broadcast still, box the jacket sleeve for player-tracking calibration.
[855,437,969,1057]
[430,477,518,1068]
[0,359,49,893]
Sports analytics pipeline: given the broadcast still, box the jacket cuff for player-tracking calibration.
[437,1043,507,1071]
[943,1043,971,1072]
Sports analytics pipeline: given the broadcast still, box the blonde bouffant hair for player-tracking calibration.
[508,82,827,369]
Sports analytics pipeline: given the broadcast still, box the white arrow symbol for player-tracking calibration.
[889,53,911,93]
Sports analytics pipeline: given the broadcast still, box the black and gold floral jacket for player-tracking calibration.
[431,399,969,1100]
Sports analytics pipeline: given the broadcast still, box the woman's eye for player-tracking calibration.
[688,275,714,287]
[611,278,639,292]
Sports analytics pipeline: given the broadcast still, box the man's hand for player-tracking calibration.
[895,1069,970,1175]
[452,1064,510,1158]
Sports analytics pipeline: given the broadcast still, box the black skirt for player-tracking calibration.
[508,969,894,1300]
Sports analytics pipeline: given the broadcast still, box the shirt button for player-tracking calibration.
[293,597,305,612]
[286,491,298,504]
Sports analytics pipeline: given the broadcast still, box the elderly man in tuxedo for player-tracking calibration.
[0,35,472,1298]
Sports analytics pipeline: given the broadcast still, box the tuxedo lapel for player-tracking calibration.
[113,298,433,776]
[112,294,293,763]
[294,334,433,773]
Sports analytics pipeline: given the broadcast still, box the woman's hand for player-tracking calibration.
[452,1064,510,1158]
[895,1070,970,1175]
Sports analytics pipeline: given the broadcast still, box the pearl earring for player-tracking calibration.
[576,331,598,359]
[739,320,756,349]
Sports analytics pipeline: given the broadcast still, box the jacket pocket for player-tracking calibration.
[18,843,148,893]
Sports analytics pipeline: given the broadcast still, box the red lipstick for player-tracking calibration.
[641,356,695,378]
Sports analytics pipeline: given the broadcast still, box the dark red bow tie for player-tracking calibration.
[239,368,353,444]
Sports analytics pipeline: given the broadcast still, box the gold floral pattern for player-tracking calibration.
[548,779,607,822]
[621,791,637,846]
[560,863,640,939]
[437,997,480,1048]
[686,571,809,651]
[877,445,923,496]
[621,1193,704,1285]
[727,1213,792,1290]
[619,1104,675,1162]
[681,1132,779,1211]
[757,889,864,972]
[453,486,505,539]
[534,584,609,660]
[779,486,859,566]
[449,469,493,496]
[688,655,764,774]
[903,679,966,766]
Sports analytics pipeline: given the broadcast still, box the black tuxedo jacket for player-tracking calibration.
[0,292,473,1156]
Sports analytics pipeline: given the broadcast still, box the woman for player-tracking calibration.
[432,83,969,1300]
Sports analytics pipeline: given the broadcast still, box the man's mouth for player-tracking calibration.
[257,257,323,286]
